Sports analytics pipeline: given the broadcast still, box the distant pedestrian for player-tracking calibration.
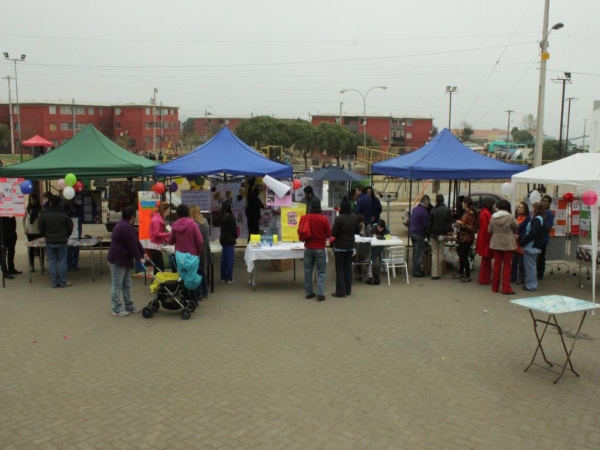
[427,194,451,280]
[537,195,555,280]
[366,186,382,223]
[0,216,20,278]
[331,196,360,297]
[219,201,238,284]
[488,200,518,295]
[521,202,545,292]
[454,197,476,283]
[299,199,331,301]
[476,197,495,285]
[38,195,73,288]
[301,185,320,214]
[354,185,373,224]
[409,195,430,277]
[190,205,211,300]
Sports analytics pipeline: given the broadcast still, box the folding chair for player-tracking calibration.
[352,241,372,285]
[382,246,409,285]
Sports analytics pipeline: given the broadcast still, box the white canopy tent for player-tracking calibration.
[511,153,600,302]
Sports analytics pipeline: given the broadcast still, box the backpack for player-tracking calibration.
[298,215,312,242]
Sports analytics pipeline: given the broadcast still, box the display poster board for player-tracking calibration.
[138,191,160,241]
[108,181,141,212]
[580,203,591,238]
[80,190,102,224]
[328,181,347,209]
[294,179,323,204]
[265,180,292,207]
[549,199,568,237]
[0,178,26,217]
[181,189,211,211]
[281,203,304,242]
[571,200,580,235]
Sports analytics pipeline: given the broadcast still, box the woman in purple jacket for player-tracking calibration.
[107,206,147,317]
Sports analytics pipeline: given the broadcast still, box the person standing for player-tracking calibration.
[476,198,495,285]
[537,195,555,280]
[23,194,43,273]
[63,198,83,271]
[521,202,545,292]
[409,195,430,277]
[38,195,73,288]
[1,216,20,279]
[511,202,530,284]
[454,197,476,283]
[219,201,237,284]
[245,187,264,237]
[301,185,320,214]
[427,194,451,280]
[190,205,211,300]
[366,186,382,224]
[147,202,171,274]
[488,200,518,295]
[354,185,373,224]
[299,198,331,301]
[331,196,360,297]
[107,206,146,316]
[367,219,389,285]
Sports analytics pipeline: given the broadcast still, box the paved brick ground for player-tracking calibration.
[2,247,600,449]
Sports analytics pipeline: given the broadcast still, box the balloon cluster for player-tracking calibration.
[59,173,78,200]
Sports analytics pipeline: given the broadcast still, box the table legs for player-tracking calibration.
[526,310,586,383]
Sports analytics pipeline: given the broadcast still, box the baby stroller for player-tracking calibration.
[141,260,197,320]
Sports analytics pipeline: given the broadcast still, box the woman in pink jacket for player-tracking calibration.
[147,202,171,274]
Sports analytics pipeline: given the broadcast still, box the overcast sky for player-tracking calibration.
[1,0,598,141]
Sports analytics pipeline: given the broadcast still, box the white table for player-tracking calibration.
[511,295,600,383]
[25,237,103,282]
[244,243,307,291]
[355,235,405,247]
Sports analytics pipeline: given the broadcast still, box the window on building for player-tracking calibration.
[406,132,413,139]
[145,107,151,115]
[146,137,151,143]
[155,136,161,143]
[99,108,104,115]
[76,123,85,130]
[162,108,168,115]
[170,109,174,115]
[88,107,94,115]
[12,105,19,114]
[49,123,57,131]
[14,123,19,131]
[60,106,72,115]
[73,106,85,115]
[406,119,413,126]
[115,122,121,129]
[145,123,151,129]
[164,122,169,130]
[115,108,121,115]
[60,123,73,131]
[49,106,56,114]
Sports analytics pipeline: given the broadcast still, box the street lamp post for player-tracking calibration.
[552,72,572,158]
[152,87,158,156]
[445,86,458,130]
[204,106,213,141]
[533,9,565,167]
[4,52,26,162]
[505,110,514,154]
[565,97,578,153]
[340,86,387,147]
[2,75,15,155]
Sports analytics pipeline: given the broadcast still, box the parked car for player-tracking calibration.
[402,192,504,227]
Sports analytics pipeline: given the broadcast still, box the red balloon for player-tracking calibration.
[74,181,85,193]
[582,190,598,206]
[562,193,574,203]
[154,182,166,194]
[293,179,302,190]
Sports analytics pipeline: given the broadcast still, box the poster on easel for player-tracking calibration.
[138,191,160,242]
[580,203,591,238]
[281,203,304,242]
[181,189,211,211]
[571,200,580,235]
[294,178,323,204]
[0,178,26,217]
[550,199,568,237]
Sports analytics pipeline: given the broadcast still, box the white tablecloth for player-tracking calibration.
[244,243,306,273]
[355,236,405,247]
[162,242,222,255]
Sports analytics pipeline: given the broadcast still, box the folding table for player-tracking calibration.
[511,295,600,383]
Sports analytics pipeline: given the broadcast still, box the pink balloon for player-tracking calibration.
[57,179,66,190]
[582,190,598,206]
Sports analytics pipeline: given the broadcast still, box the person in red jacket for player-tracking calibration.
[147,202,171,274]
[476,198,495,285]
[299,198,331,301]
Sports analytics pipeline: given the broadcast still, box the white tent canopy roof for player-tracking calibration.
[511,153,600,190]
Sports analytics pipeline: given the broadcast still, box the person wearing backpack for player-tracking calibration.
[298,198,331,301]
[521,202,545,292]
[537,195,555,280]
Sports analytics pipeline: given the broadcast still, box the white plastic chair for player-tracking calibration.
[382,246,409,285]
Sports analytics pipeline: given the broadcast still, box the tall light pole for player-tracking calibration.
[505,110,514,153]
[565,97,578,153]
[533,12,565,167]
[445,86,458,130]
[340,86,387,147]
[152,87,158,155]
[583,118,588,148]
[2,75,15,156]
[552,72,571,158]
[204,106,212,141]
[4,52,26,162]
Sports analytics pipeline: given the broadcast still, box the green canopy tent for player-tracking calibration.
[0,125,158,179]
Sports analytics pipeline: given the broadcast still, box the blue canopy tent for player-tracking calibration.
[372,128,529,180]
[155,127,293,181]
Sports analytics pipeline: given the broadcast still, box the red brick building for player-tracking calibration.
[192,115,246,140]
[310,113,434,152]
[0,100,179,155]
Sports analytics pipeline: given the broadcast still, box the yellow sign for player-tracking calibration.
[541,52,550,61]
[281,203,304,242]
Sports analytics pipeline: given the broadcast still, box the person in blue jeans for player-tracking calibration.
[63,198,83,271]
[38,195,73,288]
[219,201,238,283]
[299,199,331,301]
[520,202,545,292]
[409,195,430,277]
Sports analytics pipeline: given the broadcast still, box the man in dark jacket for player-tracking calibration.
[366,186,382,224]
[301,185,320,214]
[409,195,430,277]
[537,195,555,280]
[427,194,451,280]
[107,206,146,316]
[0,216,20,279]
[331,196,360,297]
[38,195,73,288]
[354,186,373,224]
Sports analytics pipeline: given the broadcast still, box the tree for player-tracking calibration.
[542,139,562,162]
[285,119,315,170]
[182,118,195,134]
[235,116,291,150]
[315,122,354,166]
[511,128,534,144]
[431,126,439,138]
[458,121,474,141]
[520,114,537,131]
[0,124,11,150]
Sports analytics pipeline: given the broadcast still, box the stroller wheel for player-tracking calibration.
[188,302,196,313]
[181,308,192,320]
[151,301,160,312]
[142,307,154,319]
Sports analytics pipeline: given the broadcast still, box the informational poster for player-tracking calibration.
[233,207,248,240]
[265,180,292,207]
[580,204,591,238]
[109,180,141,212]
[571,200,580,235]
[550,199,568,237]
[281,203,304,242]
[294,178,323,204]
[0,178,26,217]
[328,181,347,209]
[181,189,211,211]
[138,191,160,241]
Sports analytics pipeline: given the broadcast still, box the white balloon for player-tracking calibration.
[500,182,514,196]
[529,190,541,204]
[63,186,76,200]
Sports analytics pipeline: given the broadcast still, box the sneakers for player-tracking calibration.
[60,282,73,287]
[316,295,326,302]
[226,280,236,284]
[453,273,464,279]
[461,277,472,283]
[127,308,141,314]
[112,310,130,317]
[305,293,316,299]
